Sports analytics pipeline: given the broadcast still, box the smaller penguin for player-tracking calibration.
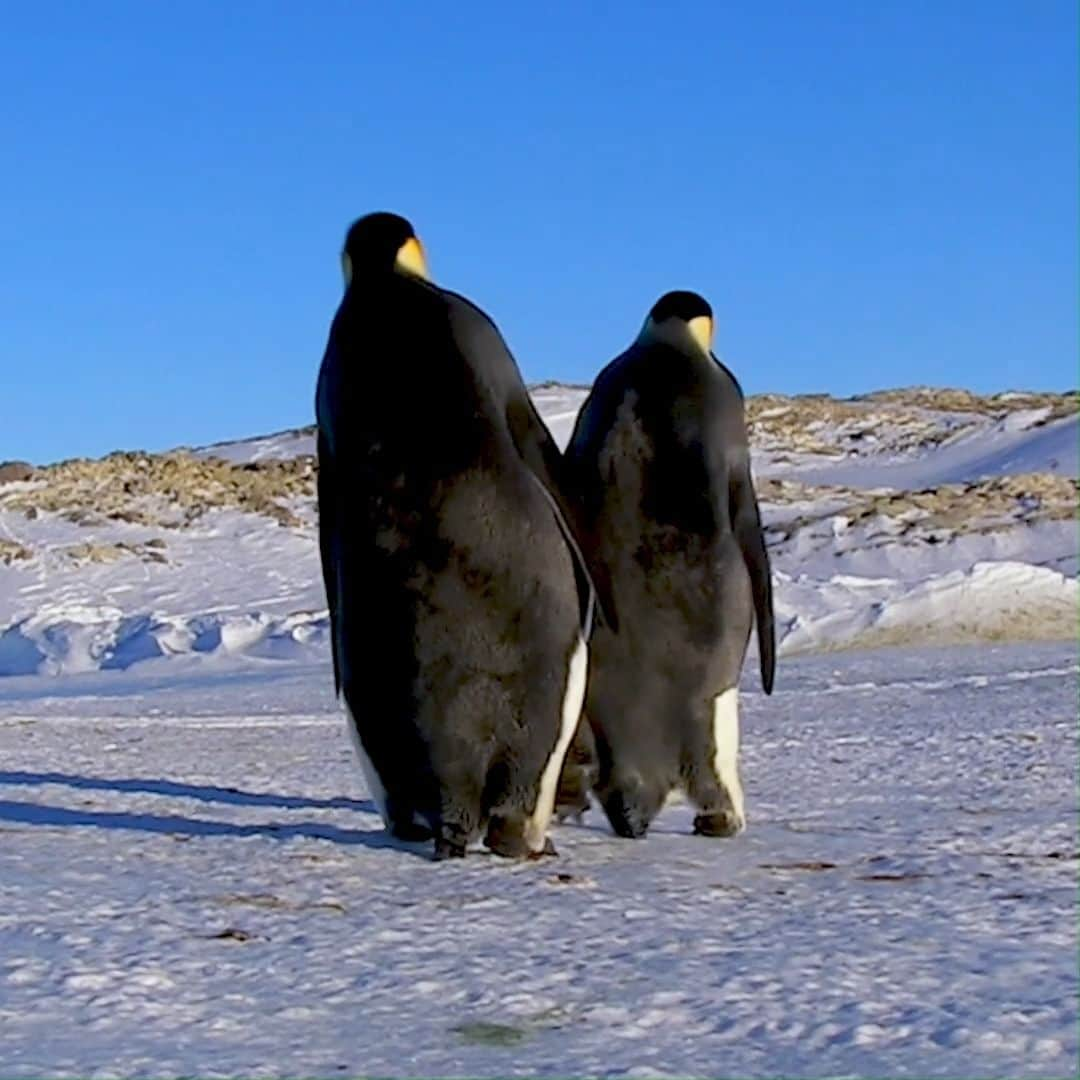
[556,290,775,838]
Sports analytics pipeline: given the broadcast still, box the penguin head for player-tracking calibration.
[340,212,429,287]
[639,290,714,354]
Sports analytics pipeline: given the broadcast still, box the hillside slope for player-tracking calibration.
[0,387,1075,676]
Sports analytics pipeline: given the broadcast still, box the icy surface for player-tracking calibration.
[193,427,316,464]
[0,643,1075,1078]
[788,413,1078,489]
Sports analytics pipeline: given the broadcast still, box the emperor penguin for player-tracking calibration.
[315,212,612,860]
[556,290,775,838]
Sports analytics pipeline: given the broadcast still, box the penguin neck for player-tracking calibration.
[344,266,429,297]
[637,318,711,359]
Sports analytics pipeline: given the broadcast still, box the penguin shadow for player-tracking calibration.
[0,770,373,812]
[0,769,417,854]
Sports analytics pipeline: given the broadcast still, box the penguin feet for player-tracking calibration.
[433,837,467,860]
[484,815,555,859]
[601,790,656,839]
[389,818,434,843]
[554,792,591,824]
[693,809,745,838]
[557,756,600,820]
[433,824,470,861]
[528,836,559,859]
[384,796,434,843]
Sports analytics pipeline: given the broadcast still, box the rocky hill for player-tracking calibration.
[0,385,1075,675]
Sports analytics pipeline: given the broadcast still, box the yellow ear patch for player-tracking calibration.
[639,314,715,354]
[341,252,353,287]
[395,236,429,280]
[687,315,713,353]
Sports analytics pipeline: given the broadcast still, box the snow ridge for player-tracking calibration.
[0,385,1075,678]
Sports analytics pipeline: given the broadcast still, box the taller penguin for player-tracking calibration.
[315,212,611,860]
[557,290,775,839]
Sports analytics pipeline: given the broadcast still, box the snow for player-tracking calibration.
[0,507,326,676]
[776,560,1078,655]
[1,385,1074,677]
[0,384,1076,1075]
[193,429,316,464]
[787,412,1078,489]
[529,382,591,450]
[0,642,1074,1077]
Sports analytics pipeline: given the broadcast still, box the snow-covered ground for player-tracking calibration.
[0,643,1075,1078]
[0,386,1076,1076]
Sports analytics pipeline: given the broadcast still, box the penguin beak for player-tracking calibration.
[395,237,429,280]
[687,316,713,353]
[340,252,353,288]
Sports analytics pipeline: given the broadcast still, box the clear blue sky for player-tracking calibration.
[3,2,1076,463]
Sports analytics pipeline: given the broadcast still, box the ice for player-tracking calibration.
[0,643,1074,1077]
[0,381,1076,1075]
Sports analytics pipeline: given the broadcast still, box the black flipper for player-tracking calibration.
[730,455,775,694]
[316,429,342,696]
[505,395,618,633]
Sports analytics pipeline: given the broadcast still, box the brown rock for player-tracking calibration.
[0,540,33,564]
[0,461,34,484]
